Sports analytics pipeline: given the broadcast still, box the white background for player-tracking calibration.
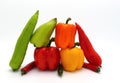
[0,0,120,83]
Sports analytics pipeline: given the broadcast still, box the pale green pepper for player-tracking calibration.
[30,18,57,47]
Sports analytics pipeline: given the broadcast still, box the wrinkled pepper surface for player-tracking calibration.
[34,47,60,71]
[60,47,84,72]
[55,18,76,49]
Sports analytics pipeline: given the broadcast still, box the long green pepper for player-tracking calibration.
[9,10,39,71]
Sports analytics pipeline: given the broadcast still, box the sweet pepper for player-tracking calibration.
[55,18,76,49]
[30,18,57,47]
[34,46,60,71]
[60,47,84,72]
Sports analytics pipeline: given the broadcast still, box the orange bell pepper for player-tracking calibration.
[55,18,76,49]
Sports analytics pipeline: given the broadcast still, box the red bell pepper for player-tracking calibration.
[34,46,60,71]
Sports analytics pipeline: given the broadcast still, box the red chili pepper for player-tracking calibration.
[21,61,36,75]
[83,62,101,73]
[34,46,60,71]
[75,23,102,66]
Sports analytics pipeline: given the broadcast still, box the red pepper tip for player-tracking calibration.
[96,66,101,73]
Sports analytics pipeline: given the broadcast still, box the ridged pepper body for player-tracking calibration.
[60,47,84,72]
[34,47,60,71]
[55,18,76,49]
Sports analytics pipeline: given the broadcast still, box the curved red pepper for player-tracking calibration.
[83,62,101,73]
[21,61,36,75]
[75,23,102,66]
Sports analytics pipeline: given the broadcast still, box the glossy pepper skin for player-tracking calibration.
[55,18,76,49]
[75,23,102,66]
[60,47,84,72]
[30,18,57,47]
[83,62,101,73]
[21,61,36,75]
[34,47,60,71]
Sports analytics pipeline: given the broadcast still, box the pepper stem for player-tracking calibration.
[73,42,80,47]
[47,37,55,47]
[96,66,101,73]
[21,70,26,75]
[57,63,63,77]
[66,17,71,24]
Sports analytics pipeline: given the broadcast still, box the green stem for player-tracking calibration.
[73,42,80,48]
[21,70,26,75]
[57,63,63,77]
[66,17,71,24]
[75,42,80,46]
[96,66,101,73]
[47,37,55,47]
